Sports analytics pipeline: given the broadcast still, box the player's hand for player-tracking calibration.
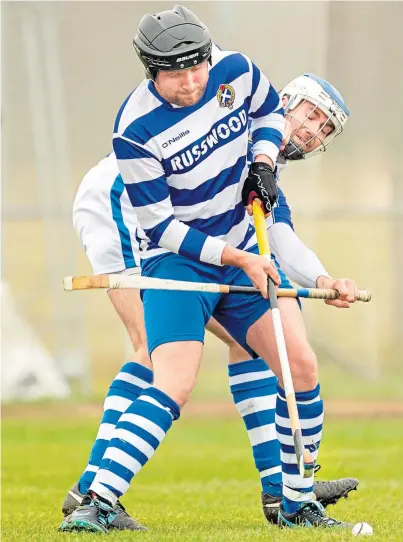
[316,275,359,308]
[280,118,292,151]
[242,162,278,217]
[240,252,280,299]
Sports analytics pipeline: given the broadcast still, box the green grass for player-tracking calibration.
[2,412,403,541]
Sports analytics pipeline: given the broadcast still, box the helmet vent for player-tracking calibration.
[173,41,194,49]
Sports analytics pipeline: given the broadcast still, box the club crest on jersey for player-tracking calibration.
[217,84,235,110]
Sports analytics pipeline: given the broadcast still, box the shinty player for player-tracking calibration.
[61,5,360,534]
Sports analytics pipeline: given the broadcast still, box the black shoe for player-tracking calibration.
[278,500,352,528]
[261,492,282,525]
[313,476,359,507]
[262,472,359,525]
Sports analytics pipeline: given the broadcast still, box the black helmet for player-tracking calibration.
[133,5,212,80]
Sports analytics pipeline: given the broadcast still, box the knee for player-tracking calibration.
[153,371,197,408]
[168,375,197,408]
[288,346,318,391]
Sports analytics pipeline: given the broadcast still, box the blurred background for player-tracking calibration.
[2,1,403,405]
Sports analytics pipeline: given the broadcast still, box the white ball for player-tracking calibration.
[352,522,374,536]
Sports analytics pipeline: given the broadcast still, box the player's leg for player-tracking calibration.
[206,318,251,364]
[207,318,282,500]
[74,285,152,495]
[62,253,219,533]
[216,247,351,528]
[60,276,153,531]
[107,284,151,369]
[207,315,358,524]
[63,175,151,529]
[246,298,350,527]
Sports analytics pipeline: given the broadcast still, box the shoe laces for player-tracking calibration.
[92,499,115,527]
[300,501,342,527]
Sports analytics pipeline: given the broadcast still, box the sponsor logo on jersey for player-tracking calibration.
[162,130,190,148]
[170,109,247,172]
[217,84,235,110]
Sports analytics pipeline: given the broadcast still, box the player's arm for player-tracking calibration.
[269,186,330,288]
[248,62,285,169]
[270,188,359,306]
[241,61,285,215]
[113,135,227,266]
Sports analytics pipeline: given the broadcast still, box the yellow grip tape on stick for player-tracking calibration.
[252,199,271,258]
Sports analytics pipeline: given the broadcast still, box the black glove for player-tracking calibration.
[242,162,278,214]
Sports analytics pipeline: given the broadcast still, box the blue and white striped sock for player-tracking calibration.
[229,358,282,497]
[78,362,153,494]
[90,386,180,505]
[275,384,323,514]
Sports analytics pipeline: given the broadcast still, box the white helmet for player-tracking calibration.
[280,73,350,160]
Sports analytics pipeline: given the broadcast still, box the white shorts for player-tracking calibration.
[73,153,143,275]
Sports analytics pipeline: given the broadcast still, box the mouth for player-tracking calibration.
[293,133,309,146]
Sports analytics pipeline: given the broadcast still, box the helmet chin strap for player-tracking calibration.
[281,141,304,161]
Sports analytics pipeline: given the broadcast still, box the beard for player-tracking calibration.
[164,84,207,107]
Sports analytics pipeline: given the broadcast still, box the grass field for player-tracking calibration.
[2,410,403,541]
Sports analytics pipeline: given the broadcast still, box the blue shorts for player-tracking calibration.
[141,245,293,357]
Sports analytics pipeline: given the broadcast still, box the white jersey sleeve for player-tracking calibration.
[269,223,331,288]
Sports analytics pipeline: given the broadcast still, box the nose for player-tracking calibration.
[181,70,197,91]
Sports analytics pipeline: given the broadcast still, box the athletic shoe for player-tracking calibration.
[61,483,147,531]
[278,499,352,528]
[262,474,359,524]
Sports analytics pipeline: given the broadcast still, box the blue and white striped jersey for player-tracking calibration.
[113,45,285,266]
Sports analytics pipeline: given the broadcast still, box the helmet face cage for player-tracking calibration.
[283,94,344,160]
[280,74,349,161]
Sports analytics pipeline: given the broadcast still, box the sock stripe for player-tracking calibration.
[102,447,144,475]
[247,423,277,446]
[228,359,270,376]
[101,409,124,426]
[95,423,116,440]
[275,413,324,429]
[116,420,160,449]
[85,464,99,473]
[230,385,277,403]
[112,427,155,461]
[277,383,320,401]
[260,465,282,478]
[276,424,323,438]
[230,371,276,387]
[120,362,153,383]
[104,394,134,410]
[235,394,277,413]
[244,409,277,430]
[118,412,167,442]
[114,372,152,389]
[91,473,129,499]
[283,485,313,502]
[276,398,323,419]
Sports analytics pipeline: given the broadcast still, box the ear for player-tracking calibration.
[282,95,289,108]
